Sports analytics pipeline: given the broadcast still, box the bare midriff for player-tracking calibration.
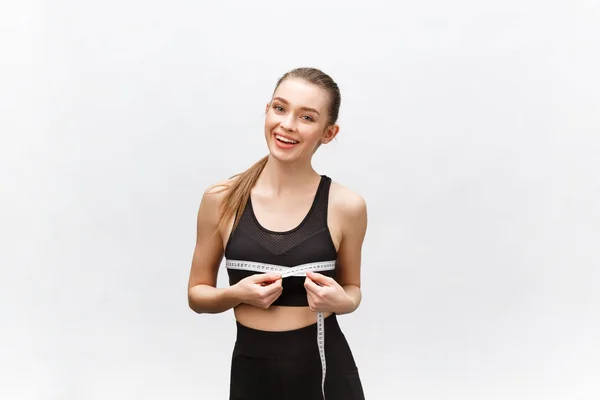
[233,303,333,331]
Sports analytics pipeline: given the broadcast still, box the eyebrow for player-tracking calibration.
[272,97,320,116]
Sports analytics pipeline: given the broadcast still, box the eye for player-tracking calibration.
[302,115,315,122]
[273,105,284,112]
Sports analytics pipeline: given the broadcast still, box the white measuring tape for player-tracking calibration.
[226,259,337,399]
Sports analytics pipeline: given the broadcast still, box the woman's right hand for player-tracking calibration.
[231,273,283,309]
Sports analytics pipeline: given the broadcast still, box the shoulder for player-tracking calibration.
[198,175,240,219]
[328,179,367,223]
[205,176,237,196]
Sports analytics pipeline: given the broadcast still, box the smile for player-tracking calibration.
[275,134,298,144]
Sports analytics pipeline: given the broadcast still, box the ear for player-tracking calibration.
[320,124,340,144]
[265,102,270,114]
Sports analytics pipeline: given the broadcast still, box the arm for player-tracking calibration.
[333,193,368,314]
[187,187,241,314]
[304,192,368,315]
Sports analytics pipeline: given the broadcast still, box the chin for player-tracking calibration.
[267,143,303,164]
[268,149,297,163]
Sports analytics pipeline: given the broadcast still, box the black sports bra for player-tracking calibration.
[224,175,338,306]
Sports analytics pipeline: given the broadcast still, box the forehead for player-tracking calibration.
[272,78,329,111]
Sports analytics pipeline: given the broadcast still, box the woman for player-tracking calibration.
[187,67,368,399]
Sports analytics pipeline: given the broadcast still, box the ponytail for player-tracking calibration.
[217,155,269,234]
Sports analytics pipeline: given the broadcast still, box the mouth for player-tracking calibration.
[274,133,299,145]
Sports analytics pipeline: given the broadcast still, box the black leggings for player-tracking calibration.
[229,313,365,400]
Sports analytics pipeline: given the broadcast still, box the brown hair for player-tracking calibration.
[216,67,341,234]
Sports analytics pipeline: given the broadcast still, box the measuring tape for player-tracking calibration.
[226,259,337,399]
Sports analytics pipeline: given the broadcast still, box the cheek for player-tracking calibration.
[301,127,325,144]
[264,113,279,130]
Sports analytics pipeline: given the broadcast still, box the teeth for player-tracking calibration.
[276,135,298,144]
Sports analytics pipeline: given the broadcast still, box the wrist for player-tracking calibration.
[223,285,243,307]
[337,286,360,314]
[343,293,357,314]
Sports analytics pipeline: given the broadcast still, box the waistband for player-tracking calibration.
[234,313,343,358]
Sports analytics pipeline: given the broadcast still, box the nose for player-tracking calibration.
[279,113,296,132]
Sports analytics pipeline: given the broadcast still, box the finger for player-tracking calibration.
[262,281,283,296]
[267,289,283,303]
[304,277,322,294]
[305,271,332,286]
[259,277,283,287]
[254,272,282,283]
[264,288,284,307]
[306,291,317,311]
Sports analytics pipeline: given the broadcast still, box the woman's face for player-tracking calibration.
[264,78,339,164]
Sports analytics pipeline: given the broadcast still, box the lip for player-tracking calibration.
[273,132,299,143]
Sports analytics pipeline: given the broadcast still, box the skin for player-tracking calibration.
[187,77,368,331]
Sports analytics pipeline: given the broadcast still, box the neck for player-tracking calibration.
[257,155,321,197]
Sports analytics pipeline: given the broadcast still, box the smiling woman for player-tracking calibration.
[187,67,368,400]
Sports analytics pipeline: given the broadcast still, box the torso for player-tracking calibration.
[219,175,344,331]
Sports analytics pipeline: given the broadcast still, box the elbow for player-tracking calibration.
[187,289,206,314]
[188,298,201,314]
[188,301,203,314]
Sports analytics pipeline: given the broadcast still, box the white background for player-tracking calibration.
[2,1,599,399]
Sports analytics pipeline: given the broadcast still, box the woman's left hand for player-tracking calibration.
[304,271,354,314]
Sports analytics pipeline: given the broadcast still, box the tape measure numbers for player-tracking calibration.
[226,259,336,399]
